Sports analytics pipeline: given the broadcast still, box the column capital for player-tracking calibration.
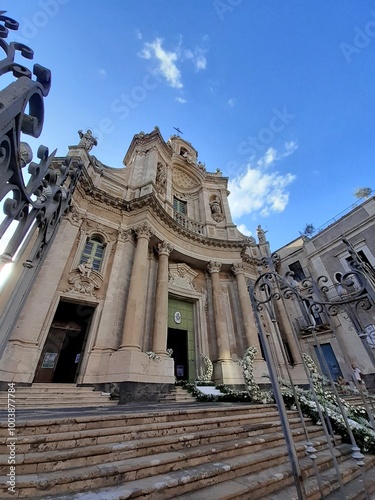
[118,228,134,243]
[207,260,222,274]
[134,222,153,240]
[232,262,245,276]
[157,241,174,257]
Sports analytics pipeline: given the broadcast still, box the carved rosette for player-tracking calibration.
[206,261,222,274]
[134,222,153,240]
[232,263,245,276]
[157,241,174,257]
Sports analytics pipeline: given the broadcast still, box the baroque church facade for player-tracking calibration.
[1,128,374,401]
[0,128,274,401]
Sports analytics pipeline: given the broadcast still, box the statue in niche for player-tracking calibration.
[78,129,98,152]
[156,163,167,194]
[209,195,225,222]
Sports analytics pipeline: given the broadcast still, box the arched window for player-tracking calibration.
[80,236,105,272]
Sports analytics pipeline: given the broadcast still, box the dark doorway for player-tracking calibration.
[167,328,188,380]
[314,343,343,382]
[34,302,95,383]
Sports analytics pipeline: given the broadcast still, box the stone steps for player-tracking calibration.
[1,404,373,499]
[0,383,117,408]
[160,387,196,403]
[3,427,337,498]
[179,445,375,500]
[38,441,356,500]
[9,418,324,475]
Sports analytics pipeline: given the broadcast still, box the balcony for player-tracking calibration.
[173,212,205,235]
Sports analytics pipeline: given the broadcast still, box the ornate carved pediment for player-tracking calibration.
[173,168,200,190]
[169,263,198,291]
[65,268,103,297]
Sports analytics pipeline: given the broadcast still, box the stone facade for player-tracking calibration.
[275,196,375,390]
[2,128,373,400]
[0,128,270,400]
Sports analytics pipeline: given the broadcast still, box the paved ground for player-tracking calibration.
[0,401,254,421]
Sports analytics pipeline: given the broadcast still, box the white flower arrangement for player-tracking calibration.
[145,351,161,361]
[238,346,273,403]
[196,354,214,382]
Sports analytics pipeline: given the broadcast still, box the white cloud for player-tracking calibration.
[98,68,106,78]
[228,143,297,219]
[138,37,208,90]
[176,97,187,104]
[194,53,207,71]
[227,98,235,107]
[236,223,252,236]
[138,38,183,89]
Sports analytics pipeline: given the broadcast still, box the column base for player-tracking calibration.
[85,349,175,385]
[213,360,244,385]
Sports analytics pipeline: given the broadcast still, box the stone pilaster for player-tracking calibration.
[0,218,81,383]
[232,263,263,359]
[152,241,173,355]
[120,223,153,351]
[206,261,231,361]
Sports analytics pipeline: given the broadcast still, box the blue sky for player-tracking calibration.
[2,1,375,250]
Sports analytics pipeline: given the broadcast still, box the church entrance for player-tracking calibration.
[33,301,95,383]
[168,298,196,381]
[167,328,188,380]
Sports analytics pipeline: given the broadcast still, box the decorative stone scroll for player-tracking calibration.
[168,263,198,291]
[65,269,103,297]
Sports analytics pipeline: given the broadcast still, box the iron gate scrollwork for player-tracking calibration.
[0,12,83,356]
[249,244,375,499]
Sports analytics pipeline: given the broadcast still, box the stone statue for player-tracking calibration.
[156,163,167,194]
[78,129,98,152]
[78,258,93,278]
[256,225,267,243]
[209,196,225,222]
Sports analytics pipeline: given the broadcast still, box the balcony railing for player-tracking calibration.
[173,212,205,235]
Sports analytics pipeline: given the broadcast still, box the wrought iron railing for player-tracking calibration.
[249,240,375,498]
[0,13,83,356]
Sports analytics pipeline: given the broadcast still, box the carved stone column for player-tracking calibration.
[232,263,263,359]
[152,241,174,355]
[120,223,153,351]
[207,261,231,361]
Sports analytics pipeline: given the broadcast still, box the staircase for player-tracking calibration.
[159,386,197,403]
[1,403,374,499]
[0,383,117,409]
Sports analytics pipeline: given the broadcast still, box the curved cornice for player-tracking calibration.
[74,168,259,263]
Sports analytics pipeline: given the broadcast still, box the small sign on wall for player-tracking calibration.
[41,352,58,369]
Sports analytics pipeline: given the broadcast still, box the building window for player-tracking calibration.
[80,236,105,272]
[173,197,187,215]
[288,261,306,282]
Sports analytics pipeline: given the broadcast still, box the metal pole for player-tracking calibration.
[249,283,306,500]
